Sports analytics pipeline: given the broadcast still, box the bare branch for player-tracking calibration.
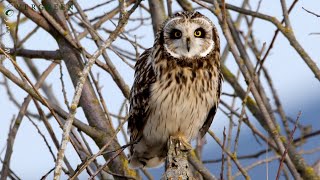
[53,0,141,177]
[302,7,320,18]
[148,0,166,36]
[163,136,194,180]
[0,62,57,180]
[276,112,301,180]
[188,151,217,180]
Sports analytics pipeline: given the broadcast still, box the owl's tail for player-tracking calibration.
[128,138,165,169]
[128,154,164,169]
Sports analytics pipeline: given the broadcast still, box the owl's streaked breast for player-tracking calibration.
[142,60,219,144]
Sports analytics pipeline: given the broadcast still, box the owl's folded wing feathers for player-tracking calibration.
[199,72,223,137]
[128,48,156,143]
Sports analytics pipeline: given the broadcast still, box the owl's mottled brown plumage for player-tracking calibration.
[128,11,222,168]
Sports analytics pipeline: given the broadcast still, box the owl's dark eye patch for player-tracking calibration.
[170,29,182,39]
[194,28,206,38]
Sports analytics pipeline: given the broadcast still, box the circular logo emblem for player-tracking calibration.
[4,4,14,17]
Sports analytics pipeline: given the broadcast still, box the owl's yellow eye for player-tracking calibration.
[194,28,205,38]
[194,30,202,37]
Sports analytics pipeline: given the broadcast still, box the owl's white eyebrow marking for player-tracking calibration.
[192,18,213,29]
[164,17,183,30]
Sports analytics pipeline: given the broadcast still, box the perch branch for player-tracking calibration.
[162,136,194,180]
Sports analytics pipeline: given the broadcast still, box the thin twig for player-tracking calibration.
[59,62,70,110]
[220,127,226,180]
[302,7,320,18]
[26,116,56,162]
[276,111,302,180]
[208,130,249,179]
[70,116,129,179]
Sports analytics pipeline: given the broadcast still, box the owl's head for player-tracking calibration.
[159,11,219,59]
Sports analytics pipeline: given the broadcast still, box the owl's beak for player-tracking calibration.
[186,38,190,52]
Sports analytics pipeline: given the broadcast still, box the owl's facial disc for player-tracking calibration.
[163,17,215,59]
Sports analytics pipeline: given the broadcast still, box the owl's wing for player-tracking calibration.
[199,72,223,137]
[128,48,155,143]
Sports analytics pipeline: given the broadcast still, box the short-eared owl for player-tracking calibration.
[128,11,222,168]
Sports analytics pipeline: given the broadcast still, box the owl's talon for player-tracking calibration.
[179,140,192,151]
[171,136,192,151]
